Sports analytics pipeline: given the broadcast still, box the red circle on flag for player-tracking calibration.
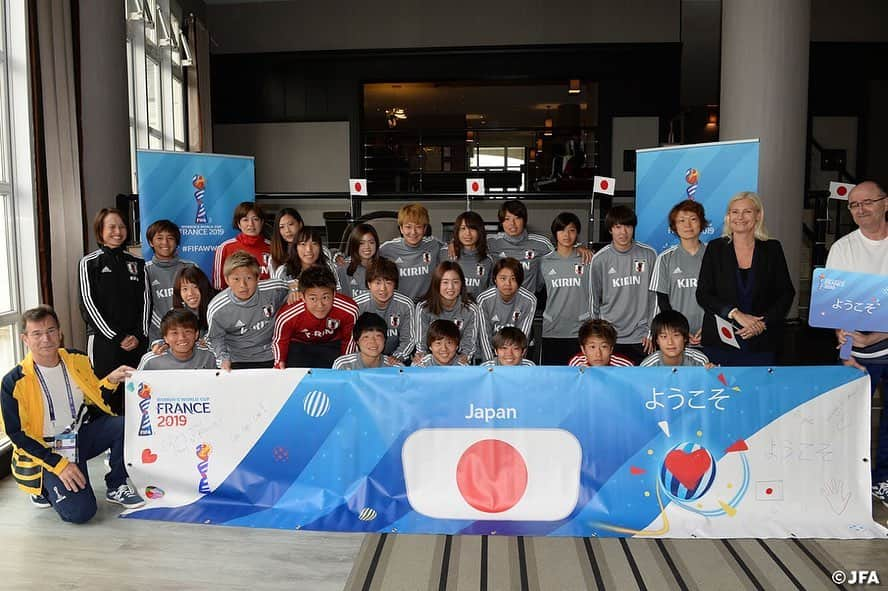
[471,181,480,192]
[837,186,847,196]
[765,487,773,495]
[600,179,609,191]
[456,439,528,513]
[720,327,733,339]
[354,182,362,192]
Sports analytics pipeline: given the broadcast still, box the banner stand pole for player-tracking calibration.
[589,192,597,248]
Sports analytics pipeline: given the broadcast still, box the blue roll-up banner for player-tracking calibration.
[635,139,759,252]
[136,150,255,278]
[123,366,886,538]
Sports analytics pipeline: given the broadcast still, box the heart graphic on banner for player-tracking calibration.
[142,448,158,464]
[663,448,711,491]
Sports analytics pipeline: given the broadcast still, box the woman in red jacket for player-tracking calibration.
[212,201,272,290]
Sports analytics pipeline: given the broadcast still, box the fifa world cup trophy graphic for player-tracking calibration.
[196,443,212,494]
[193,175,208,224]
[685,168,698,200]
[137,383,153,436]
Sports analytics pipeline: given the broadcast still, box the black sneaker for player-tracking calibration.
[30,493,51,508]
[105,484,145,509]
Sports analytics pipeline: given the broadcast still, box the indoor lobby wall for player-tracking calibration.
[206,0,681,54]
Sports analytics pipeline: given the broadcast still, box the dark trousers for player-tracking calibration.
[614,342,647,366]
[88,334,145,414]
[541,337,577,366]
[42,413,128,524]
[859,361,888,484]
[287,341,341,369]
[702,345,776,367]
[231,360,274,370]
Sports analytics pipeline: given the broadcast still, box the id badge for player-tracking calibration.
[53,430,78,464]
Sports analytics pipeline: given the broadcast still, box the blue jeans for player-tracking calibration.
[42,413,128,524]
[859,361,888,483]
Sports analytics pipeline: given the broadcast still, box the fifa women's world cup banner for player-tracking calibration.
[122,366,886,539]
[136,150,256,278]
[635,139,759,252]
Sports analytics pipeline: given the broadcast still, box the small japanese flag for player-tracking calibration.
[402,428,581,521]
[715,315,740,349]
[467,178,485,196]
[349,178,368,196]
[755,480,784,501]
[593,175,616,195]
[828,181,855,200]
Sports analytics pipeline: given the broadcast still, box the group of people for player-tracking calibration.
[2,181,886,524]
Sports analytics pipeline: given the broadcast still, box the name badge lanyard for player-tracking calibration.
[34,361,78,427]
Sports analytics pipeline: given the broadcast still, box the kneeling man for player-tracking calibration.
[1,306,144,523]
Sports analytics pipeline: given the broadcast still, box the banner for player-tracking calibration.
[122,366,885,538]
[809,267,888,331]
[635,139,759,252]
[136,150,255,278]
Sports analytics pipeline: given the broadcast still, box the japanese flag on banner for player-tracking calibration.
[593,175,616,195]
[466,178,485,196]
[349,178,368,196]
[715,315,741,349]
[402,428,581,521]
[828,181,855,200]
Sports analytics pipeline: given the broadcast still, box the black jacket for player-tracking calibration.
[696,237,795,353]
[78,246,150,347]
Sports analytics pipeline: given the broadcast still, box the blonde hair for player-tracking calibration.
[397,203,430,226]
[223,250,260,278]
[722,191,770,241]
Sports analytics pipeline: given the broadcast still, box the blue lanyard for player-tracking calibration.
[34,361,76,423]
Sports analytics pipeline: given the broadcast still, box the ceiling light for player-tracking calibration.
[568,79,581,94]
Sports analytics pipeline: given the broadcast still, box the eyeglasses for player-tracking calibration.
[27,327,59,339]
[847,195,887,211]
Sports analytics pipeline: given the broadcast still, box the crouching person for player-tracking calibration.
[0,306,144,523]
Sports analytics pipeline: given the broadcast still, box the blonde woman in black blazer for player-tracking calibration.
[696,192,795,365]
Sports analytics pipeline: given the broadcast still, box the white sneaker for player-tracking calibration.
[872,481,888,509]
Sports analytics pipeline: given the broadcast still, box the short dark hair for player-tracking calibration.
[651,310,690,344]
[498,200,527,224]
[667,200,709,233]
[146,219,181,247]
[551,212,581,242]
[493,326,527,351]
[298,265,337,292]
[491,257,524,287]
[353,312,387,340]
[365,257,399,288]
[160,308,199,336]
[605,205,637,232]
[93,208,126,245]
[427,319,460,347]
[20,305,60,332]
[578,319,617,347]
[232,201,265,231]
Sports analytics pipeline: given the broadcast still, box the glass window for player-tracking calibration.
[0,194,12,314]
[172,76,184,145]
[146,56,161,132]
[0,324,15,381]
[144,0,157,45]
[126,0,188,187]
[0,66,8,183]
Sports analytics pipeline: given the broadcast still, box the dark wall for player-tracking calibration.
[211,44,682,176]
[809,42,888,185]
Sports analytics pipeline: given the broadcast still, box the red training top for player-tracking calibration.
[213,233,272,290]
[272,293,359,366]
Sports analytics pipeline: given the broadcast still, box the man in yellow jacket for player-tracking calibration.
[1,306,144,523]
